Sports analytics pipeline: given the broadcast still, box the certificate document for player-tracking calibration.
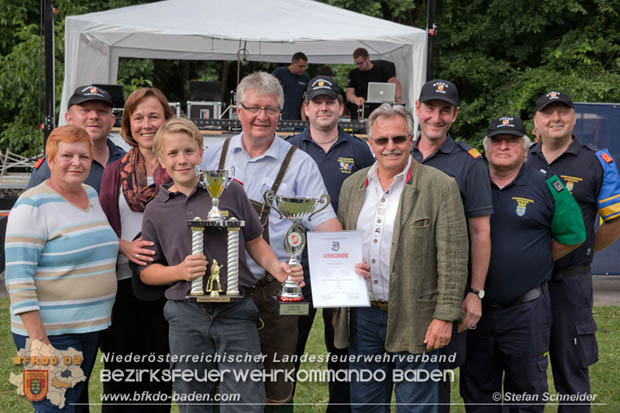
[307,230,370,308]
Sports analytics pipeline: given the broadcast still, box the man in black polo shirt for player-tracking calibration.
[28,85,125,193]
[461,116,585,412]
[287,75,375,413]
[346,48,402,119]
[412,79,492,411]
[526,91,620,412]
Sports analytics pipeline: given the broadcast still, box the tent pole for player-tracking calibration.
[43,0,55,146]
[426,0,436,81]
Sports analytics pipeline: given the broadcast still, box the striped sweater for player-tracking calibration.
[4,182,118,336]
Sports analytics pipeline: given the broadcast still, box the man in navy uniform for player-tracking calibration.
[28,85,125,193]
[526,91,620,412]
[461,116,585,412]
[412,79,493,411]
[287,75,375,412]
[272,52,310,120]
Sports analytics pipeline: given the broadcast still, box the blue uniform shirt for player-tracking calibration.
[413,136,493,218]
[527,137,620,271]
[287,126,375,212]
[272,67,309,120]
[487,166,558,304]
[27,138,126,194]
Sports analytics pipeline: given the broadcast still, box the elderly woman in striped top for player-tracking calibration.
[5,125,118,412]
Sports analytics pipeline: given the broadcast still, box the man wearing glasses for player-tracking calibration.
[201,72,342,412]
[412,79,493,411]
[334,104,468,411]
[346,48,403,119]
[272,52,310,120]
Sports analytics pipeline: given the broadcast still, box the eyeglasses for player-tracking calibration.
[239,103,280,116]
[370,135,409,146]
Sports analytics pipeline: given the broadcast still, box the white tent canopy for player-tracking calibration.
[61,0,427,123]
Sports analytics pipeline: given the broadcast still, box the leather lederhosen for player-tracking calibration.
[219,138,299,403]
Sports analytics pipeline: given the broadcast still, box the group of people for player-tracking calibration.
[272,48,402,121]
[5,70,619,413]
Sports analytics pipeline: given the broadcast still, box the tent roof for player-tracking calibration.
[61,0,427,121]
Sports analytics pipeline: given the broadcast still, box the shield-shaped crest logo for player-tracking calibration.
[516,204,526,216]
[23,370,48,402]
[566,182,574,192]
[331,241,340,252]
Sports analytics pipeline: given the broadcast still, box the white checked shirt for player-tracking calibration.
[357,156,412,301]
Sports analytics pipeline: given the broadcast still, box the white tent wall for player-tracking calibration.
[60,0,427,126]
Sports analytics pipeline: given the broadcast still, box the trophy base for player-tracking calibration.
[187,294,244,303]
[274,299,310,316]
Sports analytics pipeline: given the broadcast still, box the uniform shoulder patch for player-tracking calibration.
[33,158,44,169]
[467,148,482,159]
[601,152,613,163]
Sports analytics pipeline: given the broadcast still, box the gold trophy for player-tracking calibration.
[186,168,244,302]
[199,169,234,223]
[263,190,330,315]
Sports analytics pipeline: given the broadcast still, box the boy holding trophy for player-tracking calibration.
[139,118,303,412]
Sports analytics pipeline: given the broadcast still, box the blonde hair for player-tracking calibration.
[153,118,203,159]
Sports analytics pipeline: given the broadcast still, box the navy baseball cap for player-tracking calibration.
[306,76,340,100]
[418,79,459,107]
[68,85,114,108]
[535,91,574,111]
[487,116,526,137]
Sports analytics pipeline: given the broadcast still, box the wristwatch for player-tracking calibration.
[468,287,485,299]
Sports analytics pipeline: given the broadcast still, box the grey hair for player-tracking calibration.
[483,134,532,155]
[236,72,284,109]
[366,104,415,139]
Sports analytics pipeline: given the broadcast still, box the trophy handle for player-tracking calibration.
[308,194,331,221]
[224,166,235,188]
[196,167,204,187]
[263,190,284,219]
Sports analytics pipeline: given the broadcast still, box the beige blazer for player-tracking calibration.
[334,160,469,355]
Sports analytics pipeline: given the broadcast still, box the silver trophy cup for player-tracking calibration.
[263,190,330,302]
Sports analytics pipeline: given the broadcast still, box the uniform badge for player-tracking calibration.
[34,158,44,169]
[338,157,355,174]
[560,175,582,193]
[552,180,564,192]
[23,370,48,402]
[513,197,534,217]
[467,148,482,159]
[601,152,613,163]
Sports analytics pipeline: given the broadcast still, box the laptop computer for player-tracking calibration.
[367,82,396,103]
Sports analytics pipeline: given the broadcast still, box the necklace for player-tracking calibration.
[315,135,338,145]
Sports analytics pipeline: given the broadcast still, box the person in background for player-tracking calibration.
[272,52,310,120]
[28,85,125,193]
[5,125,118,412]
[346,48,402,119]
[98,88,175,412]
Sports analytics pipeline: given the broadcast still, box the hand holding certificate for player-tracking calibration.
[307,231,370,308]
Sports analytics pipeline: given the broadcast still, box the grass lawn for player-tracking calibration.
[1,298,619,412]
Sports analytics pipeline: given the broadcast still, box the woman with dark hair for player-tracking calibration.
[5,125,118,412]
[99,87,175,412]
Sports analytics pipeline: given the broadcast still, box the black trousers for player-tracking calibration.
[100,278,171,413]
